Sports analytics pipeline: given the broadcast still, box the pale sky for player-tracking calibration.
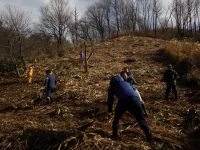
[0,0,172,24]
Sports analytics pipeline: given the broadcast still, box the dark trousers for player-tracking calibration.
[45,87,55,99]
[165,82,177,99]
[112,96,152,142]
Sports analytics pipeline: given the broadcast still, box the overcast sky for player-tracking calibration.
[0,0,172,24]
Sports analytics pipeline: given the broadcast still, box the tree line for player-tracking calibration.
[0,0,200,75]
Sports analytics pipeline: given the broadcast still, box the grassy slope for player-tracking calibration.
[0,35,199,150]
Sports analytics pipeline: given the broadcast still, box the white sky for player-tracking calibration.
[0,0,172,24]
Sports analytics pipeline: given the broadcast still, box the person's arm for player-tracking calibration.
[127,76,137,85]
[107,86,114,113]
[44,77,49,87]
[174,70,178,80]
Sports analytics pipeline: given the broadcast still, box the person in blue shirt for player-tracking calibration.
[44,69,57,103]
[107,75,152,143]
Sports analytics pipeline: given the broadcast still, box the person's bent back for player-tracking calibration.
[107,76,152,143]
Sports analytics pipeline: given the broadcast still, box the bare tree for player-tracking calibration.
[126,0,138,32]
[194,0,200,32]
[79,17,93,41]
[86,3,106,40]
[40,0,71,47]
[101,0,112,38]
[112,0,120,36]
[185,0,194,32]
[151,0,162,36]
[138,0,151,31]
[1,5,30,76]
[69,8,79,45]
[172,0,184,36]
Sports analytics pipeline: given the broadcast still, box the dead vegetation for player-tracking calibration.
[0,35,199,150]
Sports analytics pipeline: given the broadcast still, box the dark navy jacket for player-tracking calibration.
[107,76,139,112]
[45,73,57,89]
[164,69,177,83]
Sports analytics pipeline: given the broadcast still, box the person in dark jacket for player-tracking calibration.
[163,64,178,100]
[107,76,152,143]
[44,69,57,103]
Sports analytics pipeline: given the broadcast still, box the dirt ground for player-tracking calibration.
[0,35,199,150]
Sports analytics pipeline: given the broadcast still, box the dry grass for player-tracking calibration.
[165,40,200,87]
[165,40,200,63]
[0,35,199,150]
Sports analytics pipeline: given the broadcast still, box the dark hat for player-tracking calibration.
[46,69,51,74]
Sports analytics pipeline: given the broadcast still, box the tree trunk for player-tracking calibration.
[19,38,27,73]
[84,43,88,73]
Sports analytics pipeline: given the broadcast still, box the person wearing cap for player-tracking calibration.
[107,75,152,143]
[120,70,148,117]
[163,64,178,100]
[44,69,57,103]
[27,65,34,83]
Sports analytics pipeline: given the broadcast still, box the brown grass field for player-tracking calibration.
[0,35,199,150]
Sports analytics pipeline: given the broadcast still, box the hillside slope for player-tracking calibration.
[0,35,199,150]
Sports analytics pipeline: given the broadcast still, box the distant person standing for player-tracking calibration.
[79,50,85,66]
[163,64,178,100]
[27,65,34,83]
[44,69,57,103]
[80,50,85,59]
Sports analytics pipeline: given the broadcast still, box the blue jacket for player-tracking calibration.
[45,73,57,89]
[107,76,139,112]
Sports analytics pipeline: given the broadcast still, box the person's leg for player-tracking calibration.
[45,88,51,103]
[112,103,126,137]
[172,83,178,100]
[128,97,152,142]
[165,83,171,100]
[28,76,32,83]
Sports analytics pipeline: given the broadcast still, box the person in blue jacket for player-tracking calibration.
[107,75,152,143]
[44,69,57,103]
